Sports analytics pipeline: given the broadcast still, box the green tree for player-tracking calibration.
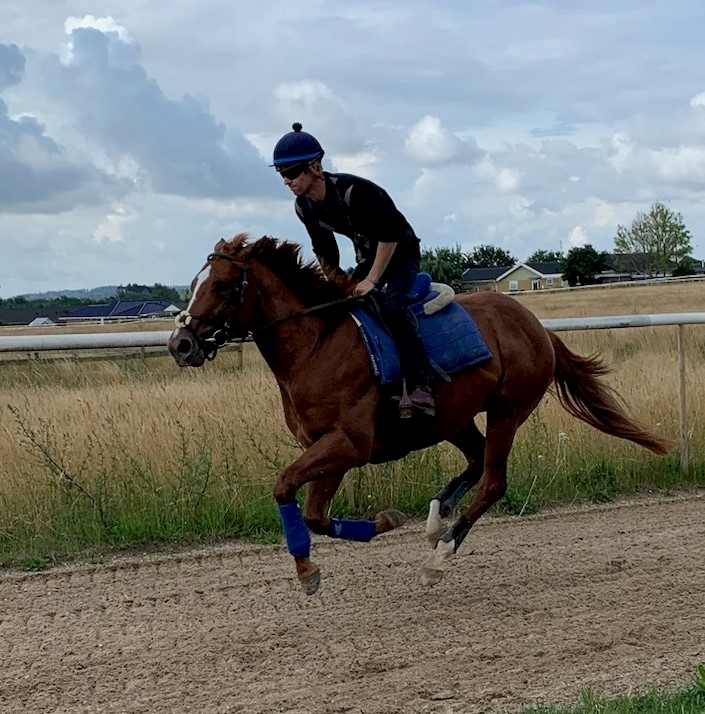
[117,283,181,302]
[420,246,466,290]
[527,249,563,263]
[671,256,696,277]
[560,244,610,287]
[614,202,693,277]
[467,244,516,268]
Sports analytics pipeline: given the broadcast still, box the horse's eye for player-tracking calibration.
[214,280,230,294]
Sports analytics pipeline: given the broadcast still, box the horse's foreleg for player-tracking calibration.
[304,477,407,541]
[420,416,515,587]
[273,428,371,595]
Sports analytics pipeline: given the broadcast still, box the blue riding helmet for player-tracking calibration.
[271,122,324,168]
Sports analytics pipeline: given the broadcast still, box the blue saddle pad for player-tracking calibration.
[351,279,492,385]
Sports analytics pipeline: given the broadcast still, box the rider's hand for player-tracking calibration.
[353,277,378,296]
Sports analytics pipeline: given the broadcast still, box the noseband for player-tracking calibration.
[174,251,250,361]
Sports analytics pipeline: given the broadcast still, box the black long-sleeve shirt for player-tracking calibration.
[294,172,421,276]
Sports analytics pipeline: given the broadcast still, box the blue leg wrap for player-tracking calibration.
[278,501,311,558]
[329,518,377,542]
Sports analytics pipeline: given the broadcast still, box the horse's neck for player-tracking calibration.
[251,265,325,380]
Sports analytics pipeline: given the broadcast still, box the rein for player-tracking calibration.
[175,251,358,360]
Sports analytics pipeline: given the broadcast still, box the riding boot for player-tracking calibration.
[409,384,435,416]
[397,335,436,417]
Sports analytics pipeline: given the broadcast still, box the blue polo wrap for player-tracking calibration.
[329,518,377,542]
[277,501,311,558]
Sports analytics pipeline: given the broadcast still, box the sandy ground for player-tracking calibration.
[1,493,703,714]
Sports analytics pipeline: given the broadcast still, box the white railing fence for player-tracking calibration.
[1,312,704,470]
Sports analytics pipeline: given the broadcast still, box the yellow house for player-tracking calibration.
[495,262,568,293]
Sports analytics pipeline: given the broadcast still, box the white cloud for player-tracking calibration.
[404,115,481,167]
[496,167,521,194]
[568,225,587,247]
[64,15,135,43]
[3,2,705,295]
[592,200,617,228]
[41,22,276,200]
[92,204,132,244]
[689,91,705,109]
[648,146,705,184]
[272,80,365,155]
[331,150,378,177]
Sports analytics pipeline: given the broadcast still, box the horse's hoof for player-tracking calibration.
[419,565,444,587]
[425,525,446,546]
[376,509,408,533]
[419,538,455,586]
[299,568,321,595]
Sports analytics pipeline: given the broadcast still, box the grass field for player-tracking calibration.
[0,282,704,566]
[521,678,705,714]
[520,663,705,713]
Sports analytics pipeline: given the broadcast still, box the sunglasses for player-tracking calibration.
[277,163,308,181]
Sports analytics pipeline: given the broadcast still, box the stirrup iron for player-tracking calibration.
[398,379,413,419]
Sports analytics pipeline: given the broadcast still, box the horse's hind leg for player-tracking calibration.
[425,421,485,544]
[420,413,517,587]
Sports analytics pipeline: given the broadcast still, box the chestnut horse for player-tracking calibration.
[168,234,669,594]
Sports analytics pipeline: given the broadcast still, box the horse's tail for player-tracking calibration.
[548,330,671,455]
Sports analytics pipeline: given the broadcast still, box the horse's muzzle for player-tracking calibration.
[168,328,206,367]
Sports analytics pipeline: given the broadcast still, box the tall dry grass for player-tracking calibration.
[1,285,703,565]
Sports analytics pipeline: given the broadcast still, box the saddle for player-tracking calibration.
[350,273,492,386]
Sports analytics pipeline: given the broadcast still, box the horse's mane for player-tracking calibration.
[223,233,350,306]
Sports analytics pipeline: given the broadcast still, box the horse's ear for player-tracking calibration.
[213,237,227,252]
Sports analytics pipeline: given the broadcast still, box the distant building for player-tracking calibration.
[463,261,568,293]
[28,317,56,327]
[59,300,182,324]
[0,307,70,326]
[461,266,507,293]
[496,262,567,292]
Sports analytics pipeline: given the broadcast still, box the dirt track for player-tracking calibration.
[1,494,704,714]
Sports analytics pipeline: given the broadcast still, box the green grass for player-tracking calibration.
[522,679,705,713]
[1,334,704,567]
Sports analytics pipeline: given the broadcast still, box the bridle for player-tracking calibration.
[175,251,357,361]
[174,251,252,361]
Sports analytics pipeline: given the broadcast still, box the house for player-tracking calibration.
[28,317,56,327]
[59,300,182,324]
[0,307,71,326]
[463,261,568,293]
[461,266,508,293]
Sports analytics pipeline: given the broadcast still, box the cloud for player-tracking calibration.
[272,80,367,156]
[0,42,128,213]
[404,115,482,167]
[0,43,24,89]
[689,91,705,109]
[37,17,276,200]
[568,225,587,248]
[3,2,705,296]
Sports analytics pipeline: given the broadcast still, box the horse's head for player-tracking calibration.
[168,235,258,367]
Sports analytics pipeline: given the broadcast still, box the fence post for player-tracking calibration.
[677,324,689,472]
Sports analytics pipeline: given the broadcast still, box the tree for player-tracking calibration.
[466,244,516,269]
[560,245,610,287]
[117,283,181,303]
[527,249,563,263]
[671,256,696,277]
[420,246,466,290]
[614,202,693,277]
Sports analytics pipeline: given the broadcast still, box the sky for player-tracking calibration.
[1,1,705,297]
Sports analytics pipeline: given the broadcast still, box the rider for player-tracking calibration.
[271,122,436,417]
